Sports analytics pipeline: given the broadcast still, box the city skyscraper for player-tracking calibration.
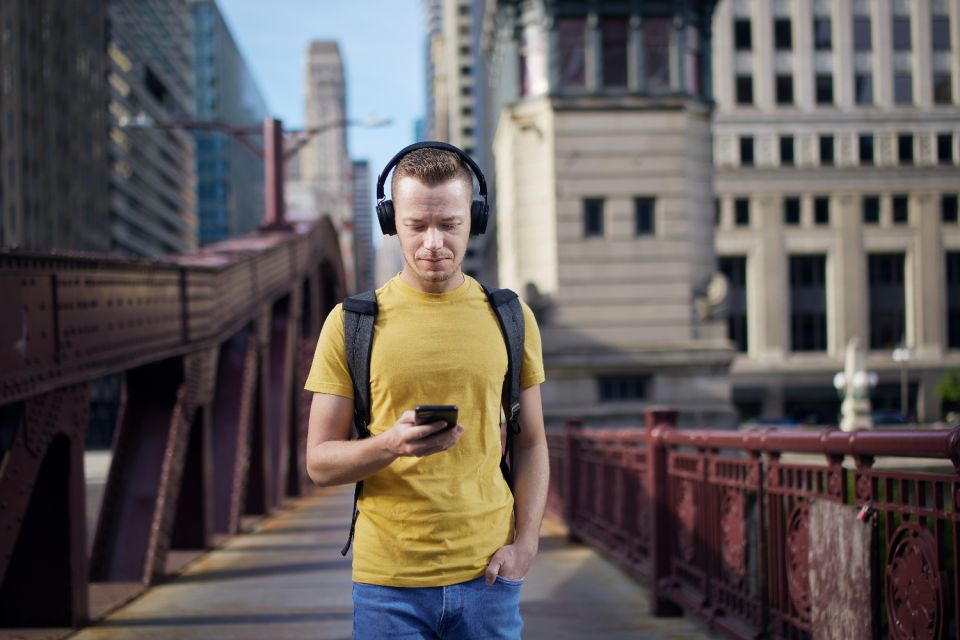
[108,0,197,256]
[423,0,496,283]
[300,41,350,224]
[190,0,269,245]
[351,160,375,292]
[0,0,110,251]
[288,40,354,291]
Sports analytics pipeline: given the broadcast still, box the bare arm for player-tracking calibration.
[305,392,464,487]
[484,383,549,583]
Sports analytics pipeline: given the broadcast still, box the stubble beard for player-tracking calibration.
[403,252,462,284]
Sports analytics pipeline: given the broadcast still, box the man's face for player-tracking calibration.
[393,175,472,292]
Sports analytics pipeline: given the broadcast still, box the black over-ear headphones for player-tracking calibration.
[375,141,488,236]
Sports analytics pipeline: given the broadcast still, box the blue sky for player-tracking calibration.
[217,0,425,194]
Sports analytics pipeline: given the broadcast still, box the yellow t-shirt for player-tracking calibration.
[304,274,545,587]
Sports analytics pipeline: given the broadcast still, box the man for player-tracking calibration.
[304,143,549,639]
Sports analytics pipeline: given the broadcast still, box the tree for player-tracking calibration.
[936,370,960,421]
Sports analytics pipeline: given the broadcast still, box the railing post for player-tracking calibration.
[563,417,582,540]
[645,407,683,617]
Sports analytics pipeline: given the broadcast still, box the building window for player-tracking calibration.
[813,17,832,50]
[894,72,913,104]
[776,74,794,105]
[863,196,880,224]
[598,375,648,402]
[719,256,748,352]
[734,198,750,226]
[898,133,913,164]
[892,195,909,223]
[938,133,953,164]
[734,19,752,51]
[943,195,959,223]
[601,16,629,88]
[736,74,754,105]
[853,16,872,51]
[819,135,834,165]
[933,73,952,105]
[814,197,830,225]
[584,198,604,236]
[784,197,801,225]
[815,74,833,105]
[461,85,472,96]
[869,253,906,350]
[644,17,672,91]
[557,16,586,89]
[634,197,655,236]
[932,16,951,51]
[790,255,828,352]
[780,135,795,165]
[859,134,875,164]
[774,18,792,50]
[740,136,755,166]
[948,253,960,348]
[855,73,873,105]
[893,16,912,51]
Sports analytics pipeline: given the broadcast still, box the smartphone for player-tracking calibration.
[414,405,459,432]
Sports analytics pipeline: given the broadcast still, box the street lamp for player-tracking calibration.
[117,113,391,229]
[892,344,915,419]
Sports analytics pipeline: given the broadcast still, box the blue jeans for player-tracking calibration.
[352,575,523,639]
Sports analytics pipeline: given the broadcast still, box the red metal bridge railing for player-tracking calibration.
[547,410,960,640]
[0,218,345,629]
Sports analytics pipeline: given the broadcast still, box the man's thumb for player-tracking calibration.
[484,557,502,586]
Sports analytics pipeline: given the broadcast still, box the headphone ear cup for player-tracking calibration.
[377,200,397,235]
[470,200,488,236]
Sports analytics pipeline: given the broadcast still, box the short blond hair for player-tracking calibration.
[391,147,474,195]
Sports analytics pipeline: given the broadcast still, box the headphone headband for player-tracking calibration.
[375,141,487,201]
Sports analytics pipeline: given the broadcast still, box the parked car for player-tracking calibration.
[742,417,801,430]
[871,410,909,426]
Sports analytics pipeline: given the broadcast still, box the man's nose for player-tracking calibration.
[424,226,443,250]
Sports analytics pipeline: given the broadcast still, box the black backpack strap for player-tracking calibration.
[480,284,525,490]
[341,288,378,555]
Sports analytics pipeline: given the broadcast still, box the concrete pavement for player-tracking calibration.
[71,485,714,640]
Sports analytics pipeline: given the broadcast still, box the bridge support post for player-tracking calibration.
[0,384,90,627]
[645,408,683,617]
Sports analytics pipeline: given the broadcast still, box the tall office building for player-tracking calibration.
[351,160,375,291]
[190,0,269,245]
[712,0,960,423]
[424,0,496,283]
[486,0,733,427]
[300,41,350,224]
[291,40,354,290]
[424,0,446,141]
[108,0,197,256]
[0,0,110,251]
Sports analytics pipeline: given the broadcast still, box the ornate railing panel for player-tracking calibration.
[547,411,960,640]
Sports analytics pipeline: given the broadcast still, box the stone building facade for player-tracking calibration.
[712,0,960,422]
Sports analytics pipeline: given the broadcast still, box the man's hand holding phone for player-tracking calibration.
[384,405,462,458]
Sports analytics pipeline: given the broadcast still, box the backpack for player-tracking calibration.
[338,283,525,556]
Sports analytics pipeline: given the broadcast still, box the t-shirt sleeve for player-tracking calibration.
[519,300,546,389]
[304,303,355,398]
